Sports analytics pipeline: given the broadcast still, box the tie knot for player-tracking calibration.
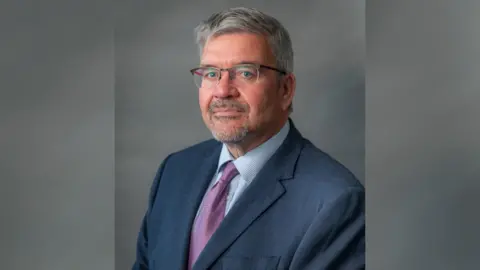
[218,161,239,186]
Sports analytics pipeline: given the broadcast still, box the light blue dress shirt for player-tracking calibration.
[196,120,290,217]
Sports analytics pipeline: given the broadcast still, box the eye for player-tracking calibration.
[203,70,218,79]
[241,71,253,78]
[236,67,257,80]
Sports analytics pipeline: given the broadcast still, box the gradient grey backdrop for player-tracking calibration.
[116,1,364,269]
[0,0,114,269]
[367,1,480,269]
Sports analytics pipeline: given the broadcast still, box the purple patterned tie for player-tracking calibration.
[188,161,239,269]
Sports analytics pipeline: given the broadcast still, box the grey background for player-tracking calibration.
[0,0,114,269]
[116,1,364,269]
[367,0,480,269]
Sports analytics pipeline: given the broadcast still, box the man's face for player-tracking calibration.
[198,33,289,144]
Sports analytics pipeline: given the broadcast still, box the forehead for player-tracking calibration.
[200,32,275,67]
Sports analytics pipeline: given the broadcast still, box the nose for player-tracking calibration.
[212,70,237,98]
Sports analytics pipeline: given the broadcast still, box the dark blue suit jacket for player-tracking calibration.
[133,120,365,270]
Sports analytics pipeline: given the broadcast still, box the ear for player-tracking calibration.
[279,73,296,111]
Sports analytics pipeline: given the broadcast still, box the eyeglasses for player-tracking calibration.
[189,64,286,89]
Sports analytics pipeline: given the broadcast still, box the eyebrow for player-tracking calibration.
[199,61,259,68]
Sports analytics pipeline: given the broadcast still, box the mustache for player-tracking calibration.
[208,99,249,113]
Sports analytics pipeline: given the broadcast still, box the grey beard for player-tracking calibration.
[211,127,248,144]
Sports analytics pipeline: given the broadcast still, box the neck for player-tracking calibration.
[226,118,288,159]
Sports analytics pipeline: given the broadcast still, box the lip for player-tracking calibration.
[212,108,242,112]
[212,110,243,116]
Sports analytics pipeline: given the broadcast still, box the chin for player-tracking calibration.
[211,131,248,144]
[210,124,249,144]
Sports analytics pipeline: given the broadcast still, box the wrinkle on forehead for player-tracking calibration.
[200,33,275,68]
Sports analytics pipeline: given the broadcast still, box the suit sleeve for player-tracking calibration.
[131,154,172,270]
[289,186,365,270]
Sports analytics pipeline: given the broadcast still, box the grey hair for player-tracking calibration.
[194,7,294,73]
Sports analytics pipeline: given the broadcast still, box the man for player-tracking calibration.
[132,7,364,270]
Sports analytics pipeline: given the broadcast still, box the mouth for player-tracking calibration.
[211,106,245,113]
[209,107,245,119]
[213,108,242,113]
[212,110,243,116]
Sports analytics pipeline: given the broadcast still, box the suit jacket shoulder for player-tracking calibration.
[289,137,364,206]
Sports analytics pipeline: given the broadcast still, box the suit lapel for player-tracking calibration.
[176,142,222,270]
[193,120,304,270]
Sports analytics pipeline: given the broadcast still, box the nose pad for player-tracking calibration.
[213,72,235,97]
[218,69,235,82]
[227,70,236,81]
[218,70,236,87]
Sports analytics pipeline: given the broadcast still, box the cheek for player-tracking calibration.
[198,90,211,111]
[243,92,270,116]
[250,85,278,111]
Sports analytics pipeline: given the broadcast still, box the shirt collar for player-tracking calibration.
[215,120,290,184]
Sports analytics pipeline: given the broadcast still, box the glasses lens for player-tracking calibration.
[192,68,219,88]
[233,65,259,83]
